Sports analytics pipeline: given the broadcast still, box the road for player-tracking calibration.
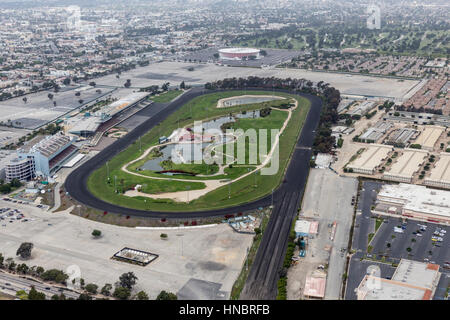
[65,87,323,219]
[239,91,322,299]
[0,270,80,299]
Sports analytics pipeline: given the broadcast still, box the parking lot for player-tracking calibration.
[345,181,450,300]
[0,86,113,129]
[0,199,253,299]
[1,198,47,228]
[90,61,419,99]
[180,47,302,68]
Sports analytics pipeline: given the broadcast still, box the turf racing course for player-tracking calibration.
[65,87,322,219]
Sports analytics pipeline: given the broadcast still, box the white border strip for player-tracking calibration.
[135,224,218,230]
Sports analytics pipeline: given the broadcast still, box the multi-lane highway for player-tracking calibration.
[0,270,80,299]
[65,86,323,299]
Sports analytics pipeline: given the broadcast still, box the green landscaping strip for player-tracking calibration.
[150,90,183,103]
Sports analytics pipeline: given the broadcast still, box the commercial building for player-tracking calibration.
[5,133,77,181]
[356,259,441,300]
[218,48,260,60]
[374,183,450,225]
[413,126,445,150]
[295,219,319,238]
[347,144,393,175]
[425,153,450,190]
[383,149,428,183]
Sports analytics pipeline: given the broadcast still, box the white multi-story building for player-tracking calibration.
[5,133,77,181]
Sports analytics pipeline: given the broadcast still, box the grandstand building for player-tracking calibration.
[68,92,149,136]
[6,133,77,181]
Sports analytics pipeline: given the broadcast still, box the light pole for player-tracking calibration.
[246,247,249,271]
[114,175,117,193]
[271,188,274,208]
[106,161,109,182]
[177,233,184,257]
[186,186,191,203]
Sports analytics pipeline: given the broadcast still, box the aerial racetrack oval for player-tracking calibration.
[64,87,323,219]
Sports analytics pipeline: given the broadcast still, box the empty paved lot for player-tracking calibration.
[288,169,357,299]
[0,199,252,299]
[90,61,419,99]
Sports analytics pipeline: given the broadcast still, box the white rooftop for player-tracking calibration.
[378,183,450,219]
[358,259,440,300]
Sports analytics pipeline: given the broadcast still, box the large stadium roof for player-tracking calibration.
[218,47,260,54]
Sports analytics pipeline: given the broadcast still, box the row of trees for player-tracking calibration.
[0,178,22,194]
[1,250,176,300]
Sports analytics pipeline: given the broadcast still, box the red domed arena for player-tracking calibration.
[218,48,260,60]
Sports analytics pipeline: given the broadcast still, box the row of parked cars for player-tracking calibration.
[2,197,44,209]
[0,207,28,226]
[432,226,446,243]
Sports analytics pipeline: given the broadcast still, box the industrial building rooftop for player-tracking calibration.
[383,149,428,183]
[425,153,450,190]
[414,126,445,150]
[347,144,392,175]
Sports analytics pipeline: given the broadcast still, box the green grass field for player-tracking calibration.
[150,90,183,103]
[87,91,310,212]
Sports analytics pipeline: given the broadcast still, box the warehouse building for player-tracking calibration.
[349,100,377,116]
[357,259,441,300]
[359,122,393,143]
[413,126,445,150]
[384,111,450,127]
[385,128,417,147]
[383,149,428,183]
[347,144,393,175]
[424,153,450,190]
[373,183,450,225]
